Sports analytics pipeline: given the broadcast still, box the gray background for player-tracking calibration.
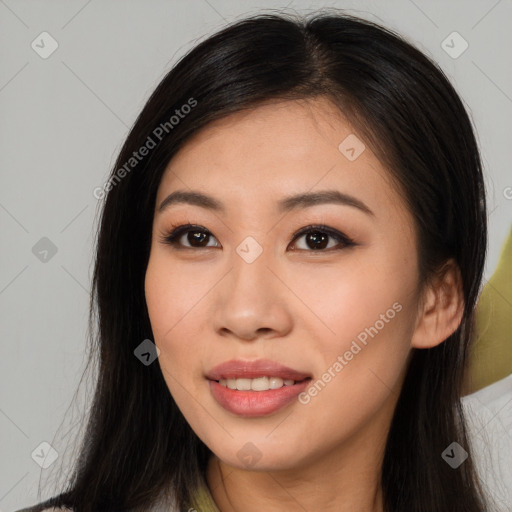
[1,0,511,509]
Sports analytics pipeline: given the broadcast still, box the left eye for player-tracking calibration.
[289,226,354,251]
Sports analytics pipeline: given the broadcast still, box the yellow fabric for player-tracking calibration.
[465,225,512,393]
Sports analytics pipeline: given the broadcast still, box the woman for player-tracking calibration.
[23,9,490,512]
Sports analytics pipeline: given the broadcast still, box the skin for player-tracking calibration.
[144,97,464,512]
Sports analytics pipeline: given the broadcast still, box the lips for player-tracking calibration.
[206,359,312,417]
[209,379,311,417]
[205,358,311,381]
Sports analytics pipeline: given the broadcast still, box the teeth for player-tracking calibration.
[235,378,251,391]
[218,376,298,391]
[252,376,269,391]
[269,377,284,389]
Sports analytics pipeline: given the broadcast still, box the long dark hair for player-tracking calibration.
[36,9,488,512]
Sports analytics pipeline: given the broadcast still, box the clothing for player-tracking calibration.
[462,372,512,511]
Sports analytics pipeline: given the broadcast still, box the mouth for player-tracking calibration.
[206,359,312,417]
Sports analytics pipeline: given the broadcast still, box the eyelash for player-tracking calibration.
[158,223,355,252]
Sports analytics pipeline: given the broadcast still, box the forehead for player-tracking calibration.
[156,97,407,223]
[165,97,356,177]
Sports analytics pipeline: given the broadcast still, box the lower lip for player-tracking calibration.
[209,379,310,417]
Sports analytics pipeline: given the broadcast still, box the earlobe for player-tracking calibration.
[411,260,465,349]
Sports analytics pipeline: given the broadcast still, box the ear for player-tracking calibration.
[411,259,465,349]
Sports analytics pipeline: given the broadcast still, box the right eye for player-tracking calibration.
[160,224,221,249]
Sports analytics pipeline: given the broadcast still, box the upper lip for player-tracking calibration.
[206,359,311,381]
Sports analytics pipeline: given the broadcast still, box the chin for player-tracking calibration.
[206,433,308,471]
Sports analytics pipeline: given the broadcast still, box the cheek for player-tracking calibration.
[285,290,416,463]
[145,251,210,342]
[287,243,418,349]
[144,252,214,392]
[288,246,419,409]
[145,257,180,353]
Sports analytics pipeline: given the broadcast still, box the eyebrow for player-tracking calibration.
[158,189,374,216]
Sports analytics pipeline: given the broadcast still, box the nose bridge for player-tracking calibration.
[229,234,276,303]
[212,234,292,339]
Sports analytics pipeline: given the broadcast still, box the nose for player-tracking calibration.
[212,246,293,342]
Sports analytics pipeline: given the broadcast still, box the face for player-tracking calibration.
[145,97,423,473]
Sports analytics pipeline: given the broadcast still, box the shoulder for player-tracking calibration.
[463,373,512,429]
[463,373,512,510]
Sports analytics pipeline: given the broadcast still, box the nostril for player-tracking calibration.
[256,327,273,335]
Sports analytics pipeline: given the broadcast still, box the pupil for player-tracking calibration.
[307,232,327,250]
[189,231,208,246]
